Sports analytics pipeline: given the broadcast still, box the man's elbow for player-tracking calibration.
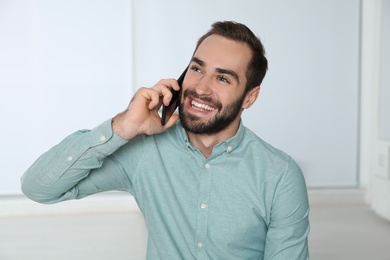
[20,176,59,204]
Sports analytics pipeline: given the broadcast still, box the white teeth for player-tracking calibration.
[191,100,215,111]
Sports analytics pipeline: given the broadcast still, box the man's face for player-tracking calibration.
[179,35,252,135]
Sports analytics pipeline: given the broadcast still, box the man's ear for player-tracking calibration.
[242,86,260,109]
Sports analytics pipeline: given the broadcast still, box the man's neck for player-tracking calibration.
[186,120,240,159]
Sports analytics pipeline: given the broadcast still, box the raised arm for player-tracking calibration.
[21,79,181,203]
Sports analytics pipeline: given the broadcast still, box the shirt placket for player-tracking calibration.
[194,159,213,259]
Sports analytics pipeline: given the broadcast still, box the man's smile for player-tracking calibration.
[190,99,216,112]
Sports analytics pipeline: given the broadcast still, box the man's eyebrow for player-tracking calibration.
[191,56,240,84]
[215,68,240,84]
[191,56,205,66]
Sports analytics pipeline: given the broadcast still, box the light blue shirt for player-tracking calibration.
[22,119,310,259]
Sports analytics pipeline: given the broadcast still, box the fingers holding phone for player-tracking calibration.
[112,77,183,140]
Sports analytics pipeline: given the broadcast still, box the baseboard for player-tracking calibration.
[0,192,140,217]
[308,188,367,206]
[3,188,368,217]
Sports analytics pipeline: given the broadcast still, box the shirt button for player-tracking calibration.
[197,242,203,248]
[205,163,210,169]
[67,156,73,161]
[227,146,233,152]
[100,135,106,142]
[200,203,207,209]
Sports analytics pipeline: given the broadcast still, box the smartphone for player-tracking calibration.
[161,67,187,126]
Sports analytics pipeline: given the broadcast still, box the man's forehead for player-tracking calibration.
[193,35,252,76]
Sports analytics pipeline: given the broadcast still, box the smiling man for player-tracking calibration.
[179,34,258,158]
[22,21,310,259]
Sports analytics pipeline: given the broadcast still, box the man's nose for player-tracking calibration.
[195,74,213,96]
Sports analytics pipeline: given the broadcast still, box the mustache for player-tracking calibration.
[183,89,222,110]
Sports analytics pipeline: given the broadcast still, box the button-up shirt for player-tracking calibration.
[22,119,310,259]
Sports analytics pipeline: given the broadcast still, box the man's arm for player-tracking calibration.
[21,79,181,203]
[21,120,130,203]
[264,159,310,260]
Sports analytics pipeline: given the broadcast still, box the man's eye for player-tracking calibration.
[190,66,201,73]
[218,76,230,83]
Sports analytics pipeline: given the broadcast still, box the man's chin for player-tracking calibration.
[180,117,226,135]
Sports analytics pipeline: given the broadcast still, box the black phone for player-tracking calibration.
[161,67,187,126]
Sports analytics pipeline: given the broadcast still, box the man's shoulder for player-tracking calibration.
[242,126,291,162]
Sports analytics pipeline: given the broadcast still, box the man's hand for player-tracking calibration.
[112,79,181,140]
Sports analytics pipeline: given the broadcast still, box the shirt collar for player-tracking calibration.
[175,120,245,157]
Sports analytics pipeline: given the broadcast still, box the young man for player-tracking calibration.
[22,21,309,259]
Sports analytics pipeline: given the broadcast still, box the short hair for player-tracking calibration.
[194,21,268,92]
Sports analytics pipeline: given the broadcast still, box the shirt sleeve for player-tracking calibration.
[264,158,310,260]
[21,119,131,204]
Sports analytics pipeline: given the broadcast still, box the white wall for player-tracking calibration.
[378,0,390,141]
[132,0,361,188]
[1,0,362,194]
[364,0,390,220]
[0,0,133,194]
[360,0,381,194]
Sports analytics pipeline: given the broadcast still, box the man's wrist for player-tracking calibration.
[111,111,139,141]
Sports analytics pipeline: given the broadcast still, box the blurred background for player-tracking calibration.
[0,0,389,259]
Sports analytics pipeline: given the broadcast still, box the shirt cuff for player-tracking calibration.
[88,118,128,156]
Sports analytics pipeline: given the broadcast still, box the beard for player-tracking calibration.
[179,88,246,135]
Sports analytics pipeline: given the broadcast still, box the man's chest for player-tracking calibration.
[135,155,270,256]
